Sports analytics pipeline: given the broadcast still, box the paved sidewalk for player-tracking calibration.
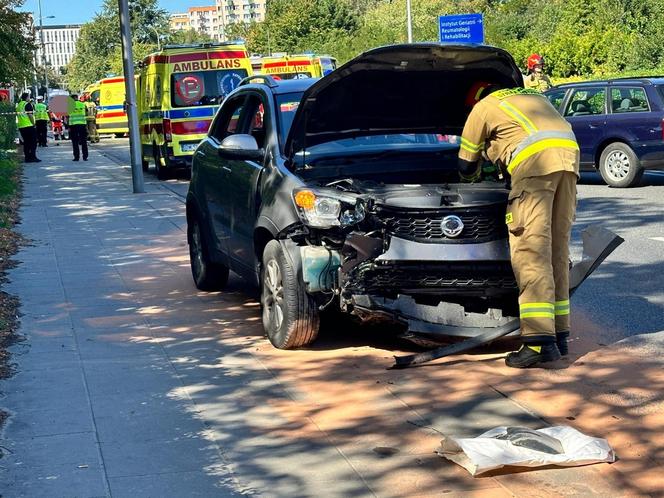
[0,145,659,497]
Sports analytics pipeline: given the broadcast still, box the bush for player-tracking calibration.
[0,102,17,152]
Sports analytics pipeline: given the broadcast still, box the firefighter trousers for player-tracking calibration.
[506,170,577,343]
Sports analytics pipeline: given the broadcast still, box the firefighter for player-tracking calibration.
[524,54,553,92]
[84,95,99,143]
[458,83,579,368]
[16,92,40,162]
[68,94,88,161]
[34,96,49,147]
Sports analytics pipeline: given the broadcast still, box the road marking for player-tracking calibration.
[651,237,664,242]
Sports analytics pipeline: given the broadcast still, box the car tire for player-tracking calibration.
[114,133,124,139]
[154,145,169,180]
[261,240,319,349]
[141,156,149,172]
[599,142,644,188]
[188,215,229,291]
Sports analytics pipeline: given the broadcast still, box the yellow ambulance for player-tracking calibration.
[259,54,337,80]
[137,43,252,179]
[94,76,129,137]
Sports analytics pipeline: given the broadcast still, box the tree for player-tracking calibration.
[66,0,168,91]
[0,0,36,86]
[167,28,214,45]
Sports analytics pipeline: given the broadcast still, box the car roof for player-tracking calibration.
[551,76,664,90]
[238,77,316,95]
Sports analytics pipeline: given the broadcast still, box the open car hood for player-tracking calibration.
[285,43,523,157]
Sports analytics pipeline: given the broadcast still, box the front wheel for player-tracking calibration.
[261,240,319,349]
[599,142,644,188]
[188,215,229,291]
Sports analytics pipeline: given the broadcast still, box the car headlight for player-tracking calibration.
[293,189,365,229]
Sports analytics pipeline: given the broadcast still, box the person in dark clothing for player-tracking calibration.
[68,94,88,161]
[16,93,40,163]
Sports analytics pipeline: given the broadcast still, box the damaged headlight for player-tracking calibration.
[293,188,365,229]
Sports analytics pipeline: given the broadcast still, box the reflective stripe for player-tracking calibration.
[555,299,570,316]
[511,130,578,160]
[492,88,542,100]
[521,311,555,319]
[507,138,579,174]
[499,100,538,134]
[460,137,482,153]
[520,302,555,319]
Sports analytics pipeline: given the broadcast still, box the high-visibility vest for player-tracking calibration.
[16,101,33,128]
[69,100,86,125]
[35,102,49,121]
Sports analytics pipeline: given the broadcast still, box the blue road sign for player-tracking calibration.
[439,13,484,44]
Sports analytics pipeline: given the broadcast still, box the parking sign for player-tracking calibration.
[439,13,484,44]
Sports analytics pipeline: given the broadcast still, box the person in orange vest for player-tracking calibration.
[458,82,579,368]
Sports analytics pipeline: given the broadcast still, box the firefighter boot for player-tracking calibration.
[505,343,561,368]
[556,331,569,356]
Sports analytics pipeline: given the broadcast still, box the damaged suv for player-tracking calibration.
[186,43,526,349]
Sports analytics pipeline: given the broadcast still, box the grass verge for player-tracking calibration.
[0,152,24,380]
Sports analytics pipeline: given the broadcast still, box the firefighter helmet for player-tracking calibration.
[465,82,496,107]
[527,53,544,72]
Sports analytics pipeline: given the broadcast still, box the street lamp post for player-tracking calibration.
[150,26,162,51]
[406,0,413,43]
[37,0,55,99]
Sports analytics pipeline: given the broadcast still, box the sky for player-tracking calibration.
[24,0,208,25]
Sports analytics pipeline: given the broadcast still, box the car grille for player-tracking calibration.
[377,206,507,244]
[347,262,517,296]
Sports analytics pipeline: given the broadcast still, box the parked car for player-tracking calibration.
[186,43,527,349]
[544,77,664,187]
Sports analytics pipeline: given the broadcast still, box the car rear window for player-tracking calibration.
[658,85,664,102]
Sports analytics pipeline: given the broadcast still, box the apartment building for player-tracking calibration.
[34,24,81,73]
[170,1,266,41]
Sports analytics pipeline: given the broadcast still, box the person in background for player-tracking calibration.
[524,54,553,93]
[35,95,49,147]
[84,95,99,143]
[68,94,88,161]
[16,92,40,163]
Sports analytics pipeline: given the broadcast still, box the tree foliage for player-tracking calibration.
[0,0,36,86]
[66,0,169,91]
[238,0,664,78]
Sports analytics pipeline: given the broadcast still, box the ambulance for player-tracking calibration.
[137,43,252,179]
[94,77,129,137]
[259,54,337,79]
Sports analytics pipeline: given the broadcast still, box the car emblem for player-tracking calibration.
[441,215,464,238]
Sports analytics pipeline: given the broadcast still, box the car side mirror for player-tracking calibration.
[218,134,264,161]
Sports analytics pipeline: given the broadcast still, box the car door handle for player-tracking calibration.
[589,124,599,129]
[222,166,232,173]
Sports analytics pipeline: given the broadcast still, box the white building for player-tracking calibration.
[216,0,266,39]
[170,2,266,41]
[170,6,221,41]
[34,24,81,74]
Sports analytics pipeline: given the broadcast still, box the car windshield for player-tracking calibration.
[171,69,248,107]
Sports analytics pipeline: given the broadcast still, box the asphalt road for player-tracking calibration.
[92,137,664,343]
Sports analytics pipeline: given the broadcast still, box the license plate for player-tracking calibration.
[181,143,198,152]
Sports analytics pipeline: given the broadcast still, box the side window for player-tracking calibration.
[246,96,267,149]
[611,87,649,113]
[210,96,246,142]
[545,89,566,113]
[564,88,606,116]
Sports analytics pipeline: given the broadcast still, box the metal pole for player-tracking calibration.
[38,0,49,99]
[406,0,413,43]
[150,26,161,51]
[118,0,145,193]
